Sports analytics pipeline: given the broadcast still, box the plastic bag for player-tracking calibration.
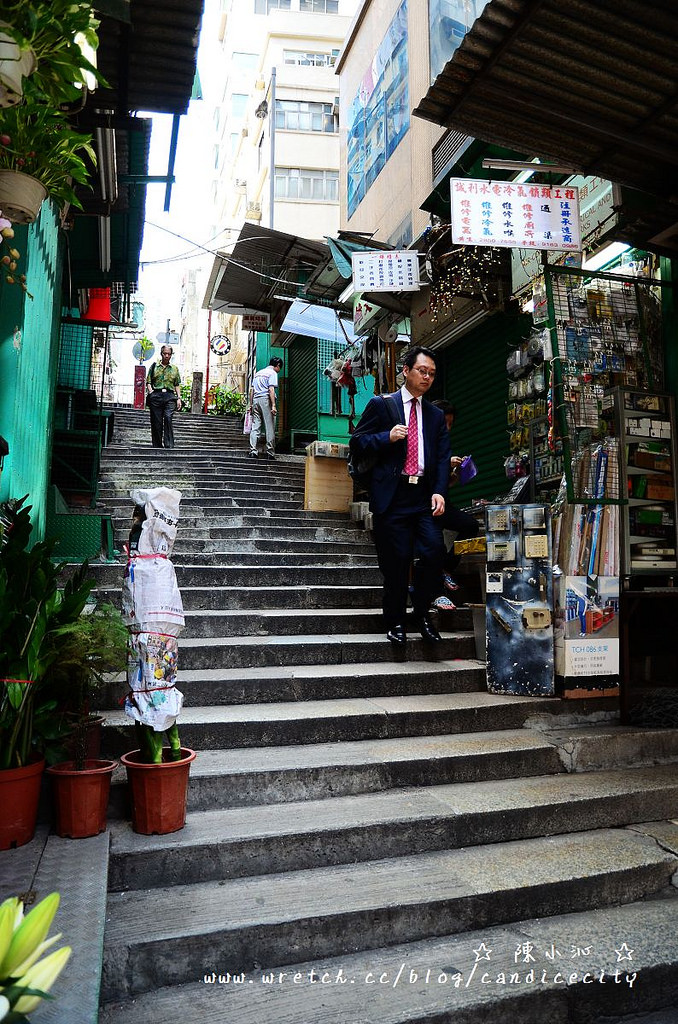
[458,456,478,485]
[243,409,252,434]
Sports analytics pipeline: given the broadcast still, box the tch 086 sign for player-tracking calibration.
[450,178,581,252]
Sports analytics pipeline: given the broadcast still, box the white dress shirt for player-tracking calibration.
[400,385,425,475]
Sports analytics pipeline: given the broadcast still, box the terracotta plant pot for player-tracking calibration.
[47,759,117,839]
[0,757,45,850]
[121,747,196,835]
[0,31,35,107]
[0,169,47,224]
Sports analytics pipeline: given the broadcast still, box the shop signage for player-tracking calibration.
[450,178,581,252]
[242,314,269,331]
[510,175,620,294]
[351,251,420,293]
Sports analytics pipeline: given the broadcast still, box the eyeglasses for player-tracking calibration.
[411,367,436,378]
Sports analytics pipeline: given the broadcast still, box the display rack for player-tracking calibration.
[607,387,678,579]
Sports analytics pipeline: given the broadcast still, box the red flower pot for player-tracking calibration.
[121,747,196,835]
[47,759,117,839]
[0,757,45,850]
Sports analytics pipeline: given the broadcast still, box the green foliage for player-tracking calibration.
[0,0,106,106]
[0,497,95,770]
[0,104,96,212]
[208,383,246,417]
[178,381,192,412]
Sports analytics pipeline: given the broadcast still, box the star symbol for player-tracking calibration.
[615,943,634,962]
[473,943,492,962]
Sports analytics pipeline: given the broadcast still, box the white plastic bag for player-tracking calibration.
[243,409,252,434]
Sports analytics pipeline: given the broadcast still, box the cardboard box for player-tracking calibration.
[304,455,353,512]
[305,441,350,460]
[646,480,674,501]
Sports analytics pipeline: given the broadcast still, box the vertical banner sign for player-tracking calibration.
[133,365,146,409]
[450,178,581,252]
[351,251,421,292]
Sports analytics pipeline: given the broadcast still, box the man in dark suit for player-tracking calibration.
[349,346,451,645]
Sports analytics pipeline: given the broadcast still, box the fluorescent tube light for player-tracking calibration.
[581,242,631,272]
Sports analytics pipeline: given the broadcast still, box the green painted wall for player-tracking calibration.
[0,204,62,541]
[442,312,532,505]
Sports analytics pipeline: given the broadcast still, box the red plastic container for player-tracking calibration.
[0,757,45,850]
[121,747,196,835]
[47,759,117,839]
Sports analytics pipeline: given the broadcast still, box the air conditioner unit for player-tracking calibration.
[241,127,248,137]
[234,179,247,194]
[246,202,262,221]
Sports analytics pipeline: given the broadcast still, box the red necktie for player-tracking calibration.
[404,399,419,475]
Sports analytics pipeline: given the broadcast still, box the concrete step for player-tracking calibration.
[112,525,369,544]
[100,692,609,753]
[98,889,678,1024]
[97,495,306,510]
[167,550,379,565]
[99,654,483,709]
[84,564,384,587]
[106,766,678,891]
[100,826,678,1000]
[109,513,361,530]
[105,725,562,814]
[98,485,304,501]
[175,606,472,639]
[93,584,383,611]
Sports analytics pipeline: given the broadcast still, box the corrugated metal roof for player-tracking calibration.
[96,0,204,115]
[414,0,678,202]
[203,223,330,314]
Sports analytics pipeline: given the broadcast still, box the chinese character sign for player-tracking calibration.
[351,251,421,293]
[450,179,581,252]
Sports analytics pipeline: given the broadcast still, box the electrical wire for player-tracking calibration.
[141,221,318,287]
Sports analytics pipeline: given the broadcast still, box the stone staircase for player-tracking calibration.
[91,409,678,1024]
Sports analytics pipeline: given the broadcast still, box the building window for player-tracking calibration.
[299,0,339,12]
[274,167,339,202]
[388,213,413,250]
[254,0,291,12]
[231,93,248,119]
[232,51,258,72]
[347,0,409,219]
[275,99,337,133]
[283,49,338,67]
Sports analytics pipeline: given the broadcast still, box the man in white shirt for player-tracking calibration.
[248,357,283,460]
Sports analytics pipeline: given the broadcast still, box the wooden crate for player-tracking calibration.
[304,455,353,512]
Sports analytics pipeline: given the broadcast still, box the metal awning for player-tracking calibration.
[95,0,204,115]
[414,0,678,204]
[203,223,330,314]
[280,300,357,344]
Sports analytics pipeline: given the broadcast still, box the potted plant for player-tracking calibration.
[45,602,128,839]
[0,497,94,849]
[0,103,96,223]
[120,490,195,835]
[0,1,103,107]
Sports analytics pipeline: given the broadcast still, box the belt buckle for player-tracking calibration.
[408,475,419,484]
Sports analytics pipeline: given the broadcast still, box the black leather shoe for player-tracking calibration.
[386,625,407,645]
[418,616,442,643]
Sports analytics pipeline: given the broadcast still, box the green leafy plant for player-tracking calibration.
[134,336,154,364]
[0,104,95,213]
[178,381,192,412]
[44,602,128,769]
[0,497,94,770]
[0,0,105,106]
[0,891,71,1022]
[208,383,246,417]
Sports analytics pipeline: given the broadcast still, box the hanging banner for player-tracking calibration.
[351,251,420,292]
[450,178,581,252]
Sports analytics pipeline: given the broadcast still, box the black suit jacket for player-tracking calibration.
[349,391,451,514]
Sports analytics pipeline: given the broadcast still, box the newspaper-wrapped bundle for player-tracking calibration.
[125,632,183,732]
[121,488,185,732]
[121,488,185,636]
